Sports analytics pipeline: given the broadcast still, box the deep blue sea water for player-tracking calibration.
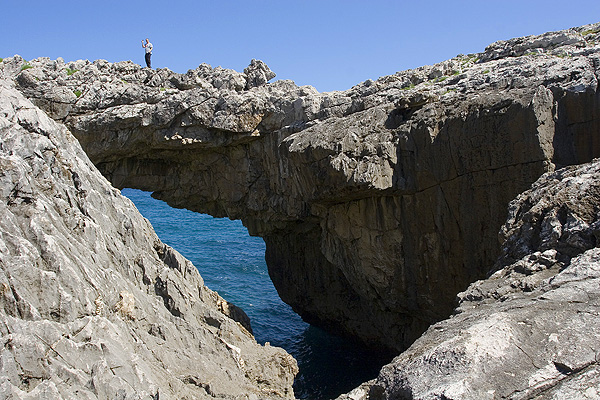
[122,188,392,399]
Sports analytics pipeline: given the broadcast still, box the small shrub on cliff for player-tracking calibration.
[0,58,3,63]
[20,63,32,71]
[66,68,78,76]
[73,90,82,98]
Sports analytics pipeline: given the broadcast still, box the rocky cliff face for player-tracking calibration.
[338,159,600,400]
[0,82,297,399]
[3,23,600,353]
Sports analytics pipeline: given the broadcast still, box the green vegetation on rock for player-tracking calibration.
[460,55,479,65]
[582,28,600,36]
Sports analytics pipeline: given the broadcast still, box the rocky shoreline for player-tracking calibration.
[1,22,600,399]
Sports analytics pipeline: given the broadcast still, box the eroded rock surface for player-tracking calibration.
[0,82,297,399]
[3,23,600,351]
[339,159,600,400]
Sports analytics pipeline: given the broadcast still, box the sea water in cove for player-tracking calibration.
[122,189,392,399]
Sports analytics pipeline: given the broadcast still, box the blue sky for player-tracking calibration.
[2,1,599,92]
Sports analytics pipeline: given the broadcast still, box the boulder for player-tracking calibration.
[244,59,276,89]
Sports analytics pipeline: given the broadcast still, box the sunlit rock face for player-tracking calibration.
[4,22,600,352]
[0,82,297,399]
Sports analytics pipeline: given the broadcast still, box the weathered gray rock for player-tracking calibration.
[3,22,600,353]
[0,81,297,399]
[244,59,276,89]
[339,159,600,400]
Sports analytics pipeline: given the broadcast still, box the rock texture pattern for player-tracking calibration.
[3,23,600,352]
[0,82,297,399]
[339,159,600,400]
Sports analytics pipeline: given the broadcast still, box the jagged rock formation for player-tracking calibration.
[0,82,297,399]
[3,23,600,353]
[338,159,600,399]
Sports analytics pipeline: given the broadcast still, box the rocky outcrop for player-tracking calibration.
[3,23,600,352]
[339,159,600,400]
[0,82,297,399]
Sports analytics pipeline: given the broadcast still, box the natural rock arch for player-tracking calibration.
[4,24,600,351]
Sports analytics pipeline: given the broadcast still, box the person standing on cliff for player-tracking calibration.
[142,38,153,68]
